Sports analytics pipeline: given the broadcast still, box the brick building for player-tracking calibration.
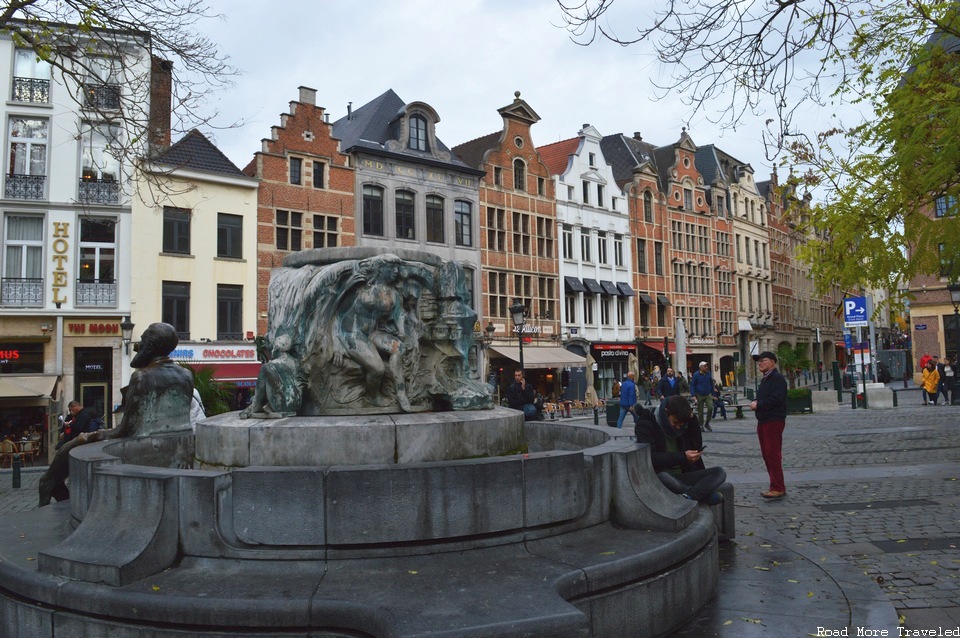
[244,86,355,336]
[453,93,579,399]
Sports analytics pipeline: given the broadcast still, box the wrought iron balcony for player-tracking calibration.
[83,83,121,110]
[12,77,50,103]
[4,174,45,200]
[75,278,117,307]
[78,178,120,204]
[1,278,43,306]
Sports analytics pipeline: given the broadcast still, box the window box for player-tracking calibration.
[786,388,812,414]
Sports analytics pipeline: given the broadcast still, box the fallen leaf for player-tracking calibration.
[723,620,733,626]
[151,585,160,592]
[600,551,616,555]
[408,570,418,575]
[754,566,770,571]
[788,579,799,583]
[807,591,815,597]
[896,540,906,544]
[931,561,938,566]
[741,617,762,624]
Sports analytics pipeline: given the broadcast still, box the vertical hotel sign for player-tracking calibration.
[51,221,69,305]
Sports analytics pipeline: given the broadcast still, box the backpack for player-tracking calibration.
[89,416,104,432]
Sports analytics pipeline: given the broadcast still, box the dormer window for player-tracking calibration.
[409,115,428,151]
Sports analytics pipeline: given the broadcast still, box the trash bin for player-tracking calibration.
[606,402,620,427]
[745,388,755,401]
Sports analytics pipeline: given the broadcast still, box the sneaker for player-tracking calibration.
[704,423,713,432]
[704,492,723,505]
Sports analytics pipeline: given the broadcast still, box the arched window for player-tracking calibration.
[643,191,653,222]
[513,158,525,192]
[409,115,428,151]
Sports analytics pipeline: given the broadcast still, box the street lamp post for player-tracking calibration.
[948,282,960,405]
[510,299,527,373]
[120,316,135,355]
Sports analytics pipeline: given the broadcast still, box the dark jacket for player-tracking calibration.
[63,407,99,443]
[691,370,713,396]
[656,375,681,398]
[633,404,705,473]
[505,380,535,410]
[755,367,788,423]
[619,378,637,407]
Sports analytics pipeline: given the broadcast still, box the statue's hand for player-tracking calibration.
[333,349,344,368]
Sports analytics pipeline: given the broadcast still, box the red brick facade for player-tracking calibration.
[243,87,355,336]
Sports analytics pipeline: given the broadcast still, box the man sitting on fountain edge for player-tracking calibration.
[633,395,726,504]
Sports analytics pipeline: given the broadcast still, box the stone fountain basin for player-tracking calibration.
[0,413,721,637]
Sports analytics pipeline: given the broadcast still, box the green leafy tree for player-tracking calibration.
[557,1,960,300]
[182,363,232,417]
[775,344,813,389]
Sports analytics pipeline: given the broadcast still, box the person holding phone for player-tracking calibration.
[633,395,726,504]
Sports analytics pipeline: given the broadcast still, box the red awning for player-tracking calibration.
[195,362,262,386]
[639,341,692,355]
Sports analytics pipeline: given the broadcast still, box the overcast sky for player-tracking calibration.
[194,1,830,180]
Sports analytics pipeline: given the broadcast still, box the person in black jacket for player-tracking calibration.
[634,395,726,504]
[505,369,538,420]
[750,351,788,499]
[655,367,682,400]
[58,400,100,448]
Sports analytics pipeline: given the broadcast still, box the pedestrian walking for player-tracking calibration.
[922,359,940,406]
[657,368,681,400]
[942,355,956,404]
[641,373,653,405]
[616,371,637,429]
[691,361,714,432]
[750,351,788,499]
[935,355,950,405]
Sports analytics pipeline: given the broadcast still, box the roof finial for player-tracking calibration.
[514,91,521,100]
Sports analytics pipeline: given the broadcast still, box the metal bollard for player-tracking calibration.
[593,407,599,426]
[12,453,21,489]
[851,391,858,409]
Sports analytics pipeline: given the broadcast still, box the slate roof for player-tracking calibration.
[694,144,722,185]
[450,131,500,170]
[151,129,247,178]
[331,89,479,173]
[536,137,579,176]
[599,133,663,190]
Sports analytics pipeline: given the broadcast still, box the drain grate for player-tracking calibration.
[816,499,936,511]
[872,537,960,553]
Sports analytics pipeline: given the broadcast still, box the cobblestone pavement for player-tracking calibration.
[3,403,958,634]
[701,402,960,632]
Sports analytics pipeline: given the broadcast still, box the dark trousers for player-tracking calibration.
[657,466,726,502]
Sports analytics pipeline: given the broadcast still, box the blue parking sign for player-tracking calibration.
[843,296,868,327]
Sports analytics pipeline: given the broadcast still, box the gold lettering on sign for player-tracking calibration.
[363,160,385,170]
[51,222,69,304]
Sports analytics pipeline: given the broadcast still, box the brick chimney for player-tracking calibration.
[149,56,173,151]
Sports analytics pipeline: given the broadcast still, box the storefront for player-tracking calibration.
[0,338,61,458]
[169,343,261,411]
[590,342,635,400]
[487,344,586,403]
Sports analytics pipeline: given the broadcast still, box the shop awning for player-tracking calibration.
[638,341,692,355]
[564,276,586,293]
[489,346,586,369]
[192,362,262,387]
[657,294,671,306]
[582,278,604,294]
[600,280,620,296]
[638,293,655,305]
[617,282,636,296]
[0,375,59,399]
